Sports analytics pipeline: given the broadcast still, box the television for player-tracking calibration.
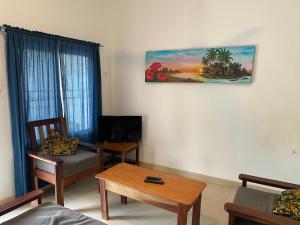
[99,116,142,142]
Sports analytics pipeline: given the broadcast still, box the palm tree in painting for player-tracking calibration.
[202,47,250,79]
[216,48,233,65]
[216,48,233,75]
[201,56,209,73]
[201,56,209,66]
[206,48,218,64]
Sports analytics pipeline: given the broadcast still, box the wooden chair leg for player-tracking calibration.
[228,214,236,225]
[55,163,64,206]
[30,157,38,190]
[30,157,40,207]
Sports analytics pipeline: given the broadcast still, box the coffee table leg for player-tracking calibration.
[99,179,109,220]
[136,144,139,166]
[121,195,127,204]
[177,204,188,225]
[119,152,128,205]
[122,152,126,163]
[192,194,201,225]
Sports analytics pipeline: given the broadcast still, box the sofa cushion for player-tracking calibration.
[1,202,106,225]
[37,149,99,177]
[234,186,280,214]
[233,187,280,225]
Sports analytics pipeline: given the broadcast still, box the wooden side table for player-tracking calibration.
[98,142,139,166]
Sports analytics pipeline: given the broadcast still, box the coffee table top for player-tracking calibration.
[96,163,206,205]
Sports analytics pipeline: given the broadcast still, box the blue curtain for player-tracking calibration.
[59,41,101,142]
[5,25,101,196]
[5,27,62,196]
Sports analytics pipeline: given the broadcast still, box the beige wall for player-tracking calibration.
[106,0,300,183]
[0,0,111,201]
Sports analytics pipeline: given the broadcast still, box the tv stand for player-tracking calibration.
[98,141,139,166]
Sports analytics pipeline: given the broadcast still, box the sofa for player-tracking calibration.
[0,190,106,225]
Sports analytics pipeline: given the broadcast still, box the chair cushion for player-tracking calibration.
[233,187,280,225]
[1,202,106,225]
[37,149,99,177]
[273,189,300,220]
[39,129,79,156]
[234,186,280,213]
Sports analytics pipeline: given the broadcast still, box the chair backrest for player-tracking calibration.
[27,117,68,151]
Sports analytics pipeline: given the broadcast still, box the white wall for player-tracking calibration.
[0,0,111,201]
[0,36,14,202]
[106,0,300,183]
[1,0,299,201]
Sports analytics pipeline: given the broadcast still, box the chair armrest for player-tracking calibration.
[224,203,300,225]
[27,150,63,165]
[239,174,300,189]
[79,142,102,153]
[0,190,43,216]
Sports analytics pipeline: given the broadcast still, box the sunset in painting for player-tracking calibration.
[145,46,255,83]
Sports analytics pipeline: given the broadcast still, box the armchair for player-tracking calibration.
[224,174,300,225]
[27,117,104,206]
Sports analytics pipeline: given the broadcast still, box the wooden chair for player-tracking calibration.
[27,117,104,206]
[224,174,300,225]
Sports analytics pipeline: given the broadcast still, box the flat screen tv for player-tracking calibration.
[99,116,142,142]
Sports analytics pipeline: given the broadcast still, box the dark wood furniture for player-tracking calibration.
[96,163,206,225]
[27,117,104,206]
[0,190,43,216]
[98,142,139,165]
[224,174,300,225]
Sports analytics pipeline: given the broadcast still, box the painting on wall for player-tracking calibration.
[145,46,256,84]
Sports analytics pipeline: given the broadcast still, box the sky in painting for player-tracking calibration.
[146,46,255,73]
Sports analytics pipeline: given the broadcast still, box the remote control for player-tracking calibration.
[146,176,161,180]
[144,178,164,184]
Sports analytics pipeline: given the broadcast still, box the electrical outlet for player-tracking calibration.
[291,147,300,156]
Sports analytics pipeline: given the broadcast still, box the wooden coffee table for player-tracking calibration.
[95,163,206,225]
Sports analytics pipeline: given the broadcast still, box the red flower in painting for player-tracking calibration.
[150,62,162,72]
[157,72,168,81]
[145,69,155,80]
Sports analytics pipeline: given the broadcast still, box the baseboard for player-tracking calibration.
[139,161,240,188]
[0,196,15,206]
[139,161,283,194]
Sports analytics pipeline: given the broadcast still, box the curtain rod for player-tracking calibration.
[0,25,103,47]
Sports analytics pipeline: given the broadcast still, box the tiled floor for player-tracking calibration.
[0,174,236,225]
